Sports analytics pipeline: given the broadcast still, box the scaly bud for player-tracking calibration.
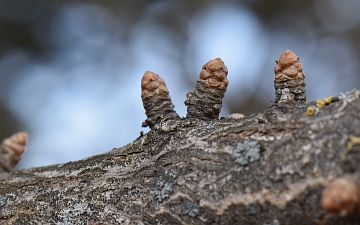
[185,58,229,120]
[274,50,306,103]
[141,71,179,128]
[0,132,27,172]
[321,178,360,216]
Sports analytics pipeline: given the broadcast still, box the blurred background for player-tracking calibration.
[1,0,359,169]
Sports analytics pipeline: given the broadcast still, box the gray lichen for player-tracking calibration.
[150,177,173,203]
[182,201,200,218]
[273,219,280,225]
[0,195,7,207]
[247,203,257,215]
[57,202,92,225]
[231,140,261,166]
[263,218,280,225]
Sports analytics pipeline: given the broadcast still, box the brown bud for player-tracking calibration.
[141,71,179,128]
[321,178,360,216]
[274,50,306,104]
[185,58,229,120]
[0,132,27,173]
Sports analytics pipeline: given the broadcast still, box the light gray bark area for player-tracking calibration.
[1,90,360,225]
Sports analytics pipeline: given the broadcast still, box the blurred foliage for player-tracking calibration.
[0,104,22,139]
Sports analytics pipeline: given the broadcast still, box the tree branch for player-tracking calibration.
[0,89,360,224]
[1,50,360,224]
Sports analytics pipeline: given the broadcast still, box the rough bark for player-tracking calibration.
[1,89,360,225]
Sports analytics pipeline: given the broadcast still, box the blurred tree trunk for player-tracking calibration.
[0,90,360,225]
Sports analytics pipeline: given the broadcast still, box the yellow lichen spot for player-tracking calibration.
[324,95,333,104]
[306,106,316,116]
[342,135,360,161]
[327,142,333,149]
[302,158,309,165]
[316,99,326,109]
[347,142,354,151]
[349,134,360,144]
[273,189,281,196]
[312,167,318,174]
[313,95,332,111]
[341,152,347,162]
